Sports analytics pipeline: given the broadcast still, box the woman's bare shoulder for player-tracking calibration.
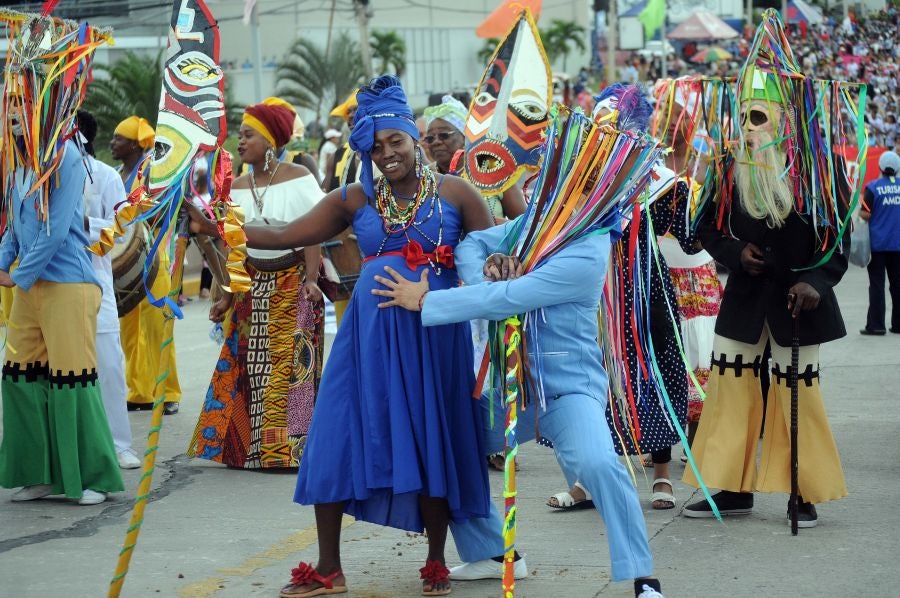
[232,173,251,189]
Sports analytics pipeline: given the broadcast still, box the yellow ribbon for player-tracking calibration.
[88,199,153,257]
[218,204,252,293]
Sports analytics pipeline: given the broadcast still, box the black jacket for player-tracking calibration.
[697,167,850,347]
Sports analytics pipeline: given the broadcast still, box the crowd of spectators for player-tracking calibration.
[616,7,898,151]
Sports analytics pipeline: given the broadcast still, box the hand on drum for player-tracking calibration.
[184,201,218,237]
[303,280,323,302]
[209,295,233,323]
[0,270,14,288]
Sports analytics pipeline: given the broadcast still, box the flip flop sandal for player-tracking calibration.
[280,562,347,597]
[420,560,451,596]
[650,478,676,510]
[487,453,520,472]
[546,481,594,510]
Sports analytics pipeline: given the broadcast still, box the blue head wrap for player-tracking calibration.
[348,75,420,198]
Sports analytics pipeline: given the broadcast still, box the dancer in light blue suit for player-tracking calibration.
[373,217,665,598]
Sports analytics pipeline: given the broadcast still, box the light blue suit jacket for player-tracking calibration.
[421,218,612,402]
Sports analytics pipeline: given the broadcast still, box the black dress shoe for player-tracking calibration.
[163,402,179,415]
[860,328,886,336]
[787,497,818,528]
[684,490,753,518]
[126,401,147,411]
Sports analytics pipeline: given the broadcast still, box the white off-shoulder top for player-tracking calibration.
[231,174,324,259]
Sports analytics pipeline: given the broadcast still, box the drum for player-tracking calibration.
[110,222,160,317]
[320,228,363,302]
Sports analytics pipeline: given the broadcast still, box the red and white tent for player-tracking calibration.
[785,0,824,24]
[667,11,740,40]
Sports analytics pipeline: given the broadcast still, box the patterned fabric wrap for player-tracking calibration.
[687,368,710,423]
[668,261,722,319]
[668,260,722,423]
[187,262,324,469]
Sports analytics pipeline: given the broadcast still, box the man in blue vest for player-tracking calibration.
[860,151,900,335]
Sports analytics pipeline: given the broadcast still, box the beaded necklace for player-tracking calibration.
[374,163,437,233]
[373,163,448,274]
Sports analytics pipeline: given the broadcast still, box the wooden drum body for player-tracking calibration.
[110,222,160,317]
[321,228,363,303]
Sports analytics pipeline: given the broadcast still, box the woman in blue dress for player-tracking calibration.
[189,76,494,597]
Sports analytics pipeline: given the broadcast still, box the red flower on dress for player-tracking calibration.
[401,240,455,270]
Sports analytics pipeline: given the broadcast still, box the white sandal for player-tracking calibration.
[650,478,676,510]
[546,481,594,510]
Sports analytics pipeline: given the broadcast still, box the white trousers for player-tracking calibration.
[96,330,133,453]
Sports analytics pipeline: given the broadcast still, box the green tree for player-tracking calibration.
[477,37,501,65]
[276,33,366,124]
[370,30,406,76]
[541,19,587,73]
[82,51,163,148]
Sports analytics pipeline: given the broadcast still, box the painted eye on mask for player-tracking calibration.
[474,91,496,107]
[171,51,222,87]
[510,97,547,122]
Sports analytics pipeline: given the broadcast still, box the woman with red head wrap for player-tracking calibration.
[238,98,322,186]
[187,102,326,472]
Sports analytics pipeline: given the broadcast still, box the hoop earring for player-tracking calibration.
[264,147,276,171]
[414,144,424,178]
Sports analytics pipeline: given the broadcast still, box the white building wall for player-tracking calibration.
[39,0,592,125]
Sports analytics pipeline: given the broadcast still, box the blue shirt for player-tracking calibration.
[422,217,612,403]
[0,141,99,290]
[865,175,900,252]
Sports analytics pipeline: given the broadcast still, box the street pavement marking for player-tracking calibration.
[177,516,355,597]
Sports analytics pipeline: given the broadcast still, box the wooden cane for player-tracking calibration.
[790,315,800,536]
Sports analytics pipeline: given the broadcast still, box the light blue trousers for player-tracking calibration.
[450,393,654,582]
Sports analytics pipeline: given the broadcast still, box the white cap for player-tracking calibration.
[879,150,899,174]
[324,128,341,139]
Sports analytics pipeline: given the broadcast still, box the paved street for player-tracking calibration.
[1,265,898,597]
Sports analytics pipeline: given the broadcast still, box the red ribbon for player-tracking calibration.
[365,240,455,271]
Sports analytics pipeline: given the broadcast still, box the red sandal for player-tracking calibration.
[279,562,347,598]
[420,559,451,596]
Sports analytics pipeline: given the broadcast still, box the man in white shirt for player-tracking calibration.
[77,111,141,470]
[318,129,342,181]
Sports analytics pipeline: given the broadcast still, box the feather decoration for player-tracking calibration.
[40,0,62,16]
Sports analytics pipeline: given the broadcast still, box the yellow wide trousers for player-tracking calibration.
[683,326,847,504]
[119,258,181,405]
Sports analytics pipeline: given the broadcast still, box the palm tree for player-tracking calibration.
[477,37,501,65]
[276,33,366,124]
[542,19,587,73]
[82,51,163,147]
[370,30,406,76]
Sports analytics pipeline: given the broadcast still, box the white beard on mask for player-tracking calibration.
[734,130,794,228]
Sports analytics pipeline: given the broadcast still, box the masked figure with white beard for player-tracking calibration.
[681,10,859,528]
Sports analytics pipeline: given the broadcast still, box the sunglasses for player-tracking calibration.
[422,131,460,144]
[742,108,771,127]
